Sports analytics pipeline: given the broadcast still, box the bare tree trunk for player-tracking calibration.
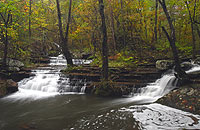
[56,0,73,66]
[109,0,117,51]
[120,0,126,47]
[64,0,73,65]
[154,0,158,44]
[98,0,109,81]
[3,25,8,68]
[29,0,32,39]
[158,0,187,78]
[185,0,197,59]
[0,12,11,68]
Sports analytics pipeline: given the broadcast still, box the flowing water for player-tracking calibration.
[0,55,200,130]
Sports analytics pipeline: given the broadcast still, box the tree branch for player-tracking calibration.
[0,13,6,23]
[162,26,172,43]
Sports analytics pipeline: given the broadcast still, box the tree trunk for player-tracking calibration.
[109,0,117,51]
[56,0,73,66]
[120,0,126,47]
[98,0,109,81]
[185,1,197,59]
[154,0,158,44]
[29,0,32,39]
[3,25,8,68]
[158,0,187,78]
[1,12,11,68]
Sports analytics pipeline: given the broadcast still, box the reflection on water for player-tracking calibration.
[0,95,200,130]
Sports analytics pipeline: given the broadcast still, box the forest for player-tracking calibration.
[1,1,200,129]
[0,0,200,69]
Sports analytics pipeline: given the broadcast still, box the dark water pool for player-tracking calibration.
[0,94,199,130]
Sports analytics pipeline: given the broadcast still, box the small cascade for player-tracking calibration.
[130,65,200,103]
[5,55,92,100]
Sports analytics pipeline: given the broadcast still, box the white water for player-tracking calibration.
[129,64,200,103]
[3,55,92,100]
[118,103,200,130]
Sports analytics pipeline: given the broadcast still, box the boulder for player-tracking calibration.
[194,57,200,65]
[6,79,18,94]
[6,58,24,68]
[82,53,92,59]
[156,60,174,70]
[180,62,195,71]
[0,58,24,71]
[0,79,18,97]
[8,67,20,72]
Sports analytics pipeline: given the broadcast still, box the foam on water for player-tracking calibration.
[129,64,200,103]
[3,55,92,100]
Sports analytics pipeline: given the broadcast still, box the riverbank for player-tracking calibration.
[157,83,200,115]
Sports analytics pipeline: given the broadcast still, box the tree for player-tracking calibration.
[29,0,32,39]
[185,0,197,59]
[158,0,187,78]
[0,0,20,68]
[56,0,73,66]
[98,0,109,81]
[154,0,158,44]
[108,0,117,51]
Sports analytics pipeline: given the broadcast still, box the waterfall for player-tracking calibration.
[129,64,200,103]
[4,55,92,100]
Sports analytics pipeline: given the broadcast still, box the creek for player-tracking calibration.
[0,55,200,130]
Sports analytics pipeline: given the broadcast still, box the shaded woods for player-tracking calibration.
[0,0,200,78]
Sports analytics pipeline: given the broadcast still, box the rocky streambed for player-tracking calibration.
[157,83,200,115]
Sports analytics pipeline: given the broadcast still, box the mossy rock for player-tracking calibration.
[94,81,123,97]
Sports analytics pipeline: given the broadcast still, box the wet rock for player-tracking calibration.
[180,62,194,71]
[187,88,195,96]
[9,71,34,82]
[0,79,18,97]
[156,60,174,70]
[6,79,18,94]
[194,57,200,65]
[8,67,20,72]
[0,80,7,97]
[180,88,188,94]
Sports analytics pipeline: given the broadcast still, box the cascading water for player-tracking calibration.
[129,64,200,103]
[4,55,92,100]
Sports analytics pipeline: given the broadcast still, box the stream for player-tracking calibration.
[0,55,200,130]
